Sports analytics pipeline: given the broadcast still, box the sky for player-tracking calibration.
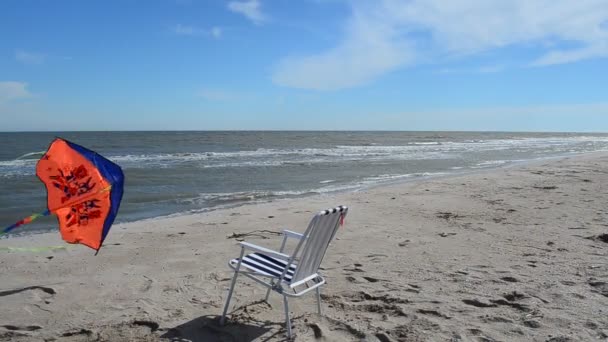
[1,0,607,132]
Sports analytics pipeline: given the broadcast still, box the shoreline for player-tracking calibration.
[4,150,607,241]
[2,151,608,341]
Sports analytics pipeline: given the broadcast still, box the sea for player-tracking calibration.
[2,131,608,235]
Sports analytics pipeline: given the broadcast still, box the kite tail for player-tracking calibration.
[2,210,51,235]
[1,185,112,236]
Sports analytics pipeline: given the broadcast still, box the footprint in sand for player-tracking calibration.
[362,276,382,283]
[1,325,42,332]
[324,291,408,313]
[140,276,154,292]
[462,295,531,312]
[416,309,451,319]
[500,276,519,283]
[0,286,56,307]
[0,286,56,298]
[588,280,608,297]
[61,328,94,337]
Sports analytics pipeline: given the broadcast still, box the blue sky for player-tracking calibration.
[1,0,607,132]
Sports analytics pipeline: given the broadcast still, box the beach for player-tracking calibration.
[1,152,608,341]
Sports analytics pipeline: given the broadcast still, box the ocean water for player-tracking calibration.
[2,131,608,234]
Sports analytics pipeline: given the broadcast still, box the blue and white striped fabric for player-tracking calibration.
[230,252,296,281]
[319,205,347,216]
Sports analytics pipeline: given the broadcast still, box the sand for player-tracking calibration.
[2,152,608,341]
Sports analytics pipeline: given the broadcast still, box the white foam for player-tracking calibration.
[5,135,608,174]
[473,160,510,168]
[0,159,36,167]
[411,142,441,145]
[84,135,608,170]
[0,159,37,177]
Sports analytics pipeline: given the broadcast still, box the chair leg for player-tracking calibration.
[220,268,239,325]
[220,249,245,326]
[283,295,292,339]
[315,287,322,315]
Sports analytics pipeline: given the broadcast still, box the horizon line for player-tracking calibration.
[1,129,608,134]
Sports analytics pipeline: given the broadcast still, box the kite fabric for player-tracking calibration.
[2,138,124,251]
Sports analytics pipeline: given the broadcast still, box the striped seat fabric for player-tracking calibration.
[230,252,297,282]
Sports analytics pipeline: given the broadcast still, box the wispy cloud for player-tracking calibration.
[273,0,608,90]
[438,64,506,74]
[273,2,411,91]
[210,27,222,39]
[0,81,32,104]
[477,65,505,73]
[198,88,238,101]
[227,0,266,25]
[15,49,46,65]
[171,24,222,38]
[532,43,608,66]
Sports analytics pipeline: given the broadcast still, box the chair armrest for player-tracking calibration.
[283,229,305,240]
[240,242,290,260]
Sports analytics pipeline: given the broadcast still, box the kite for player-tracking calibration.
[2,138,124,252]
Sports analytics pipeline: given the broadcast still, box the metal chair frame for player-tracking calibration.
[220,206,348,339]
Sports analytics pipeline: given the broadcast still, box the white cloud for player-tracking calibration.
[228,0,266,25]
[15,50,46,65]
[273,3,411,90]
[0,81,32,104]
[384,0,608,65]
[171,24,222,38]
[273,0,608,90]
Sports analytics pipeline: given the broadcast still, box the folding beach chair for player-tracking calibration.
[220,205,348,339]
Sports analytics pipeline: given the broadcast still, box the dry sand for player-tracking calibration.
[2,152,608,341]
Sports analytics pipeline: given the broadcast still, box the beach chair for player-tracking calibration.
[220,205,348,339]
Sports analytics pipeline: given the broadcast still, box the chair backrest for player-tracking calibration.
[288,205,348,286]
